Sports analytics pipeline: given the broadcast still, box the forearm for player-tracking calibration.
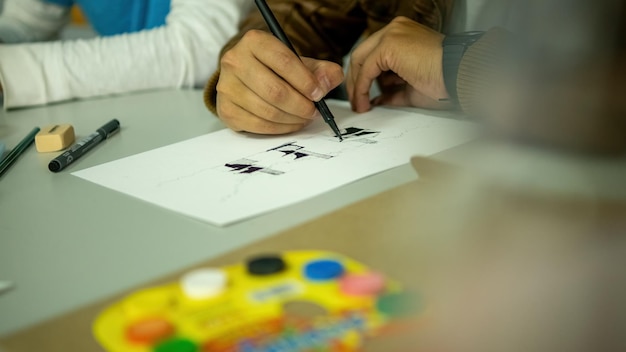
[0,0,251,109]
[0,0,69,43]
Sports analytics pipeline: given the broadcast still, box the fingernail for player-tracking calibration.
[321,76,332,92]
[311,87,323,102]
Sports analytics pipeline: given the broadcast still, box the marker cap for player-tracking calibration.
[98,119,120,138]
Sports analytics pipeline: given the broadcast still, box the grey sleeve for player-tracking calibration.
[0,0,70,43]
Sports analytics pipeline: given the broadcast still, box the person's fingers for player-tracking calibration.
[218,77,314,126]
[235,58,319,120]
[220,32,320,121]
[346,30,384,106]
[216,98,309,135]
[216,29,349,135]
[302,57,345,95]
[347,27,385,84]
[241,30,327,102]
[351,46,391,113]
[347,16,450,112]
[349,19,421,112]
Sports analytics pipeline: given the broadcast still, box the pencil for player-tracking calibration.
[0,127,40,178]
[254,0,343,141]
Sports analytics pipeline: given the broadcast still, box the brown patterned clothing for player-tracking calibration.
[203,0,504,117]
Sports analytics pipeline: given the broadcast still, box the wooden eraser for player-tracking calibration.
[35,124,75,152]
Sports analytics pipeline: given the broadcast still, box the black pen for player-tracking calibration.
[48,119,120,172]
[0,127,40,178]
[254,0,343,141]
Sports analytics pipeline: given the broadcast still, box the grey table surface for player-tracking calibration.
[0,90,425,337]
[3,89,623,339]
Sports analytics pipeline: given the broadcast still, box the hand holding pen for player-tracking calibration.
[214,0,344,137]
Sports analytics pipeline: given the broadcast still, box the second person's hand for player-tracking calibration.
[216,30,344,134]
[346,16,451,113]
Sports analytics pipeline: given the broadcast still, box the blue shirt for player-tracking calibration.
[46,0,171,36]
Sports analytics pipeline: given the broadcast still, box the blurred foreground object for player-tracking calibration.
[370,146,626,351]
[480,0,626,154]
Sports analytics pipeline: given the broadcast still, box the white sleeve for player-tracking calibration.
[0,0,70,43]
[0,0,253,109]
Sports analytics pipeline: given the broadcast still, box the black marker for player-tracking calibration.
[48,119,120,172]
[0,127,40,178]
[254,0,343,141]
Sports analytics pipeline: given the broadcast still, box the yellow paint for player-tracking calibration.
[93,250,405,351]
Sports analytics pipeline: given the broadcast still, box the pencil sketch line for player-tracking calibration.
[154,165,215,188]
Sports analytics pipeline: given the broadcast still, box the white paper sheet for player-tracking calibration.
[73,100,477,226]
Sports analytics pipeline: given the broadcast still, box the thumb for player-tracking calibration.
[302,57,344,94]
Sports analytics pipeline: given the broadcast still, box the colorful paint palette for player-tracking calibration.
[93,251,419,351]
